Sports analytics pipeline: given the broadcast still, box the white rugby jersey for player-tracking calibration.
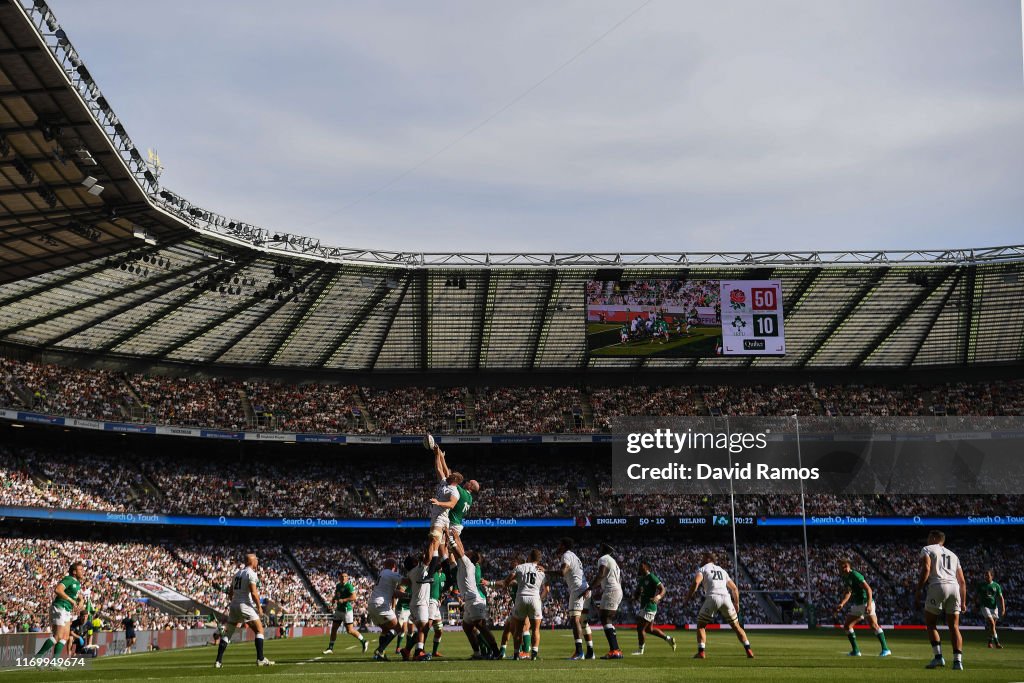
[430,480,460,519]
[698,562,731,597]
[230,567,258,608]
[561,551,587,593]
[598,554,621,593]
[921,544,960,586]
[456,555,483,603]
[514,562,545,600]
[408,563,432,606]
[370,568,403,607]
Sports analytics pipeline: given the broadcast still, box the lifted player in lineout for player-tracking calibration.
[214,553,274,668]
[835,558,891,657]
[917,530,967,671]
[424,434,480,558]
[683,552,754,659]
[977,569,1006,649]
[633,559,676,655]
[323,570,367,655]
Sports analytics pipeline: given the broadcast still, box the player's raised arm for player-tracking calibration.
[684,570,703,602]
[430,436,450,480]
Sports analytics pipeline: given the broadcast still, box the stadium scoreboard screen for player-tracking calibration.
[586,278,786,357]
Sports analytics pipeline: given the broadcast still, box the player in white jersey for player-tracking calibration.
[214,554,274,668]
[366,558,406,660]
[586,543,624,659]
[683,552,753,659]
[401,547,438,661]
[497,549,548,660]
[446,529,500,658]
[916,530,967,671]
[557,537,594,660]
[424,434,464,559]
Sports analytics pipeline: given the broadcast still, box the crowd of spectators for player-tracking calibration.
[363,386,468,434]
[1,358,133,420]
[3,357,1024,435]
[127,373,246,430]
[247,381,365,433]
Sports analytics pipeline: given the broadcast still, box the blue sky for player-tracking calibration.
[48,0,1024,253]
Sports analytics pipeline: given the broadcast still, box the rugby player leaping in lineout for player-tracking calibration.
[425,434,480,554]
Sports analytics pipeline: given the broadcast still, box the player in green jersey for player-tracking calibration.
[835,559,891,657]
[324,571,367,654]
[393,585,414,654]
[977,569,1006,648]
[35,561,86,661]
[428,567,448,657]
[633,560,676,655]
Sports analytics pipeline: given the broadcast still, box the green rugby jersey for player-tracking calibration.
[53,575,81,612]
[843,570,869,605]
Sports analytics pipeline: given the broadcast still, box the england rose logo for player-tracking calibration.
[729,288,746,310]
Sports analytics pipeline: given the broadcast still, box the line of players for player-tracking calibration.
[25,436,1010,670]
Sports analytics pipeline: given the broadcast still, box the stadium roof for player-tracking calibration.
[0,0,1022,373]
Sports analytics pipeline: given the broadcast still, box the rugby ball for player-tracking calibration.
[424,433,436,451]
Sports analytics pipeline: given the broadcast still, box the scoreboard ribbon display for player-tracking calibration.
[719,280,786,356]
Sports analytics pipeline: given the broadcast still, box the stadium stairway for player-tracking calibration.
[736,557,783,622]
[238,388,255,426]
[353,389,377,432]
[282,546,328,612]
[580,389,595,429]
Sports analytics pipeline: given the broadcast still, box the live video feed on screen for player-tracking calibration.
[586,278,786,357]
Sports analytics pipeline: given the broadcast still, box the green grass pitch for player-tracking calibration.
[587,323,720,357]
[4,630,1022,682]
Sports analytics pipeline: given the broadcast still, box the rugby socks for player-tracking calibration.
[216,637,230,663]
[522,633,532,653]
[378,630,397,652]
[932,640,942,657]
[432,631,442,655]
[584,624,594,657]
[698,641,706,651]
[604,624,619,651]
[255,633,265,661]
[875,629,888,650]
[847,629,859,653]
[395,633,404,650]
[53,640,65,657]
[637,624,646,647]
[531,645,539,660]
[35,638,55,657]
[328,638,336,650]
[953,650,962,663]
[574,638,583,656]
